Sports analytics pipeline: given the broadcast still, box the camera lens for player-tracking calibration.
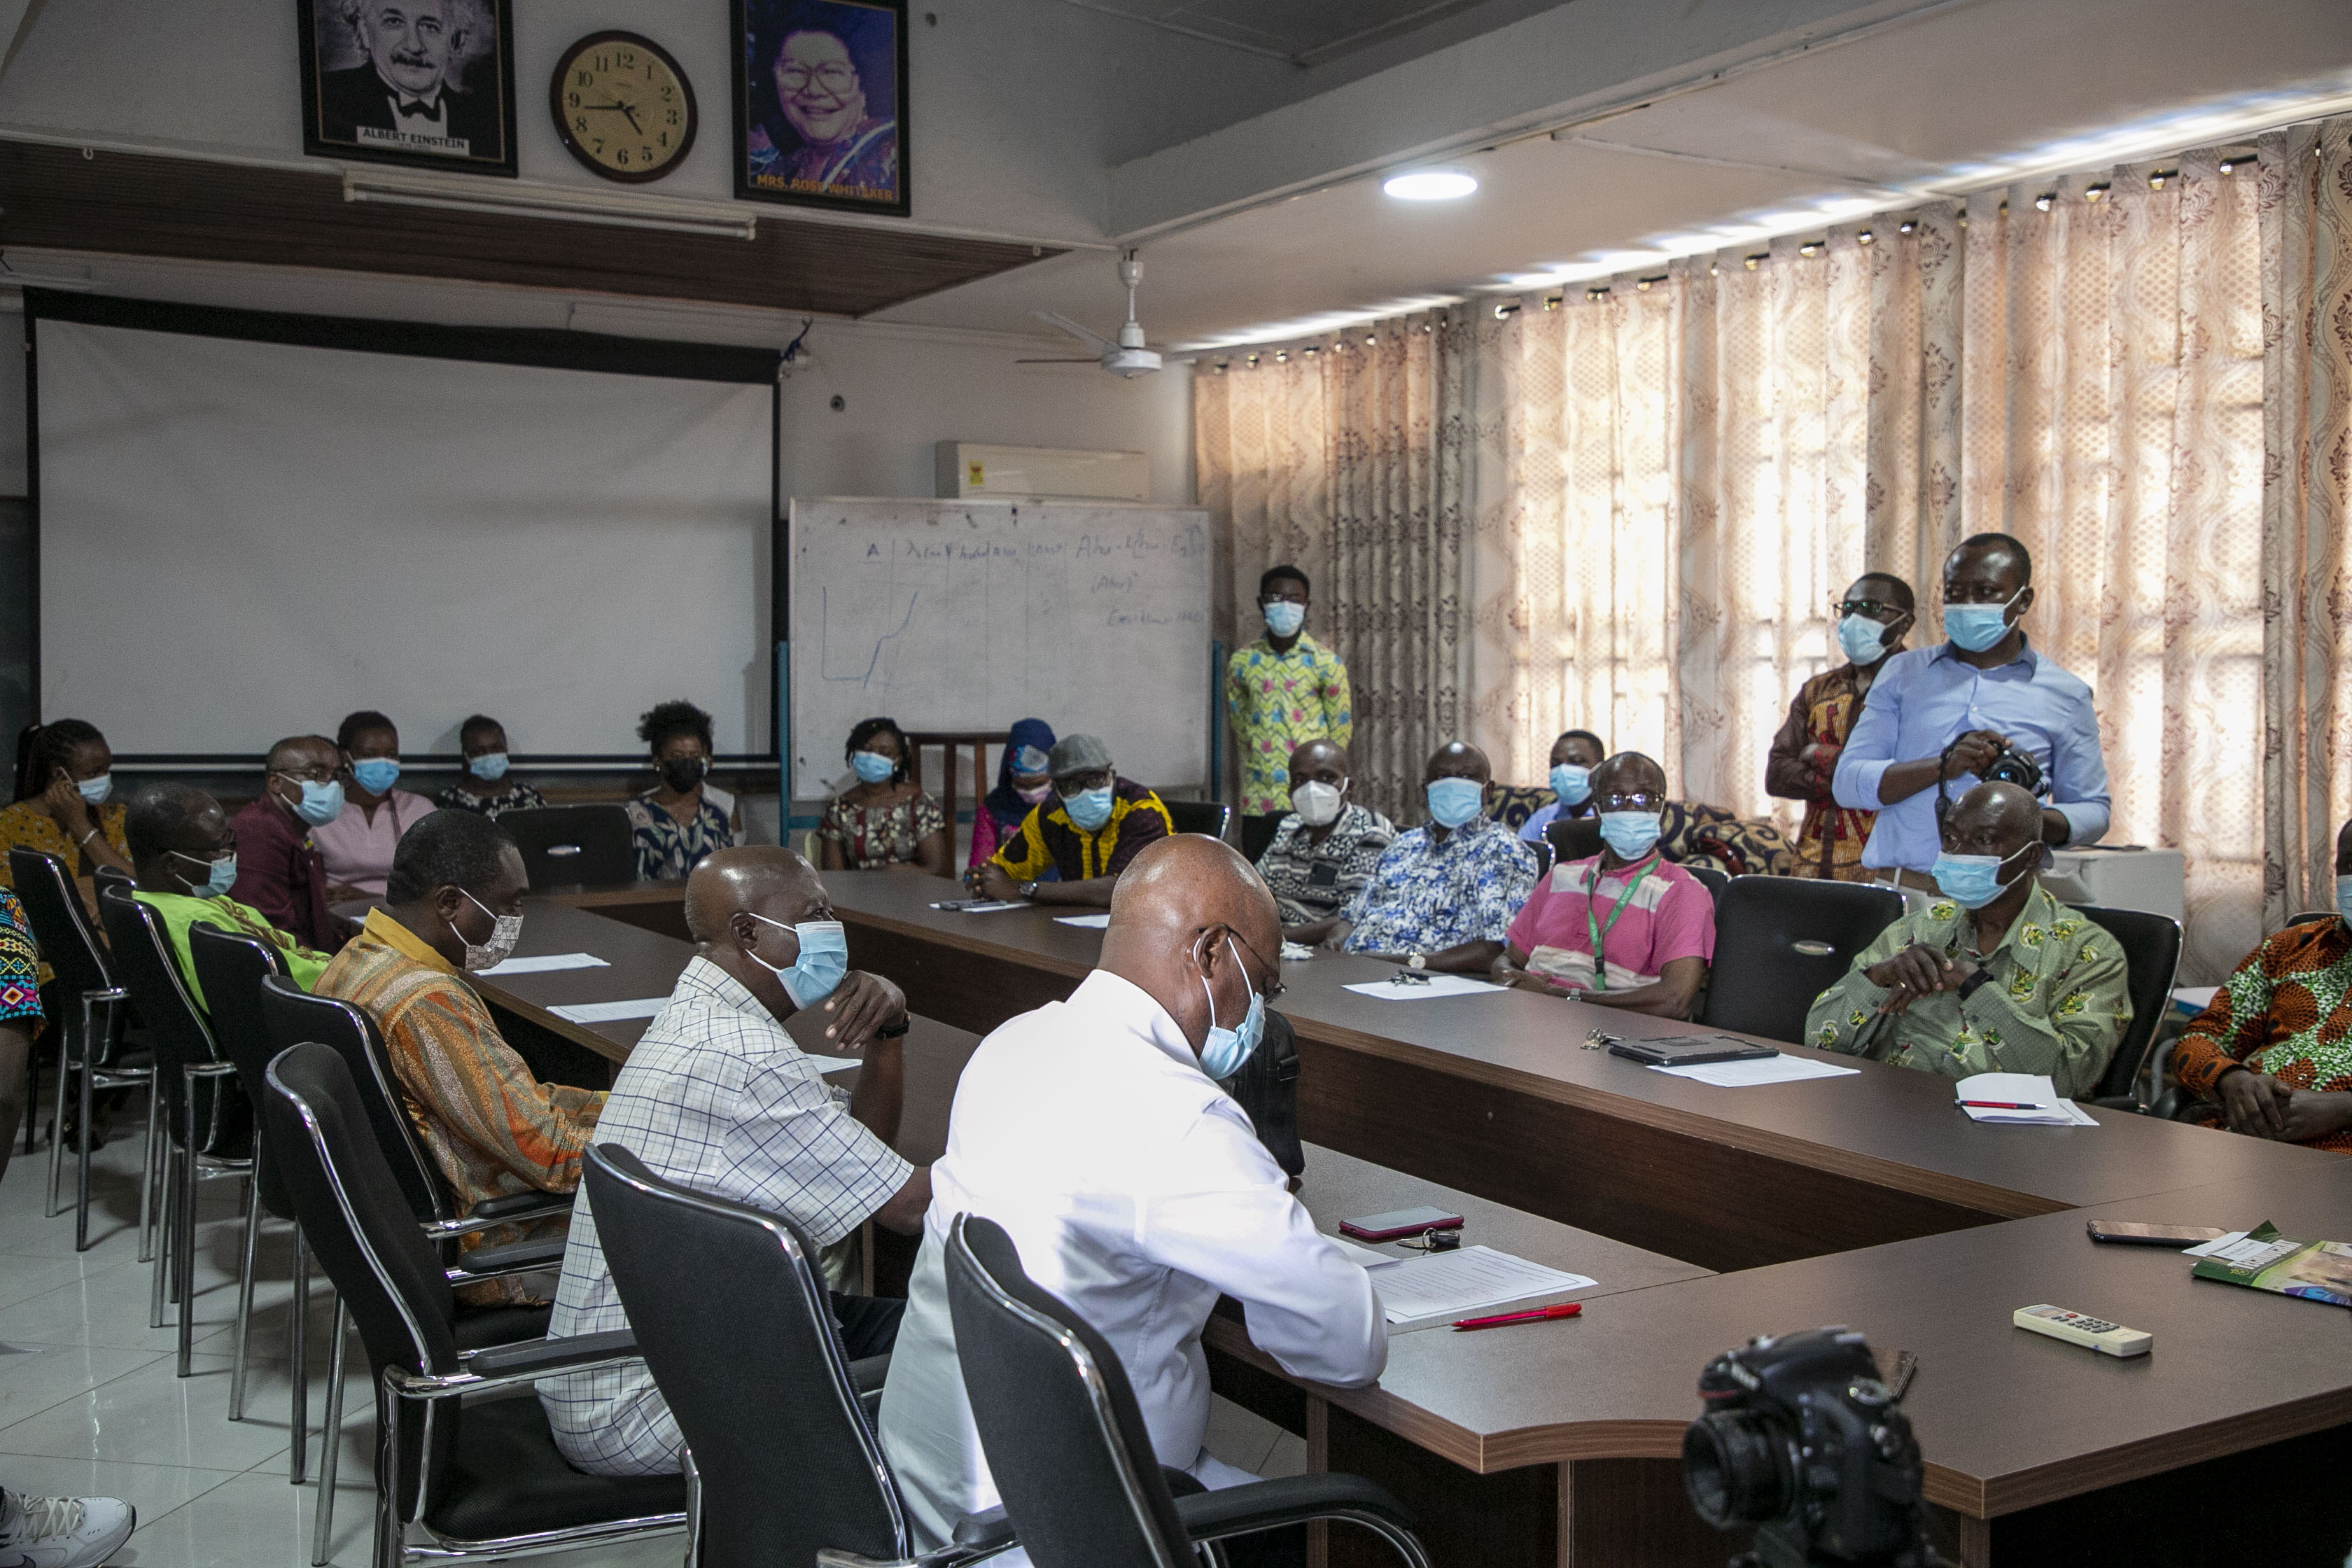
[1682,1411,1795,1527]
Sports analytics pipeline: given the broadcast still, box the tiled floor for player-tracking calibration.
[1,1095,1298,1566]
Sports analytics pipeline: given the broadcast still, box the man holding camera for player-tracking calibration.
[1832,533,2110,895]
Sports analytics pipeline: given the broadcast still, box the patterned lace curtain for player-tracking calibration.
[1194,308,1480,820]
[2260,116,2352,937]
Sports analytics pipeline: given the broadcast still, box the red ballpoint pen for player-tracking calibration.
[1958,1100,2047,1110]
[1452,1302,1583,1331]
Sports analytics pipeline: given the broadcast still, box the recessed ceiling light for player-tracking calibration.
[1383,168,1477,202]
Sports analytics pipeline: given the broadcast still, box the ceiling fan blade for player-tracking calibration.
[1034,309,1116,354]
[1013,356,1103,364]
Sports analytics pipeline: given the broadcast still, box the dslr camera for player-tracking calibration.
[1681,1326,1936,1568]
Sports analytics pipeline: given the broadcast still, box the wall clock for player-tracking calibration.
[551,31,697,182]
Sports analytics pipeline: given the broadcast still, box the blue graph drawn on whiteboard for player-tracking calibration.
[818,586,920,687]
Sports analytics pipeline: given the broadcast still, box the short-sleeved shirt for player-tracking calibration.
[1339,816,1536,955]
[312,790,434,897]
[0,890,43,1030]
[626,787,736,880]
[0,798,128,887]
[820,788,946,870]
[542,957,911,1476]
[1225,634,1354,816]
[1255,803,1395,926]
[437,780,550,820]
[989,780,1173,883]
[1505,850,1716,990]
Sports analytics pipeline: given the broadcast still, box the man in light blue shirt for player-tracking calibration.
[1832,533,2110,888]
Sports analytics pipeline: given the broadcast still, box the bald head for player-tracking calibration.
[1424,741,1490,785]
[1101,836,1282,1055]
[1590,751,1666,806]
[685,845,825,941]
[1944,780,2042,856]
[1288,738,1348,786]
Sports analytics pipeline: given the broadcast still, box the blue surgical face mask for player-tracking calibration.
[174,849,239,900]
[744,913,849,1009]
[2337,874,2352,927]
[1931,843,2033,909]
[1425,776,1484,829]
[351,757,401,794]
[850,750,897,785]
[1549,764,1592,807]
[1598,811,1662,860]
[290,778,344,826]
[1063,785,1115,832]
[1837,614,1891,666]
[76,773,113,806]
[1262,600,1306,638]
[1942,588,2024,654]
[468,752,510,783]
[1196,934,1267,1080]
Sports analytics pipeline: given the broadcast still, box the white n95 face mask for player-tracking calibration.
[1291,780,1345,827]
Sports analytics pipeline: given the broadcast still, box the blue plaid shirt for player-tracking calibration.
[1340,816,1537,955]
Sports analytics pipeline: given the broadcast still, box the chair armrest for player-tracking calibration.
[444,1236,567,1283]
[469,1190,575,1224]
[463,1328,637,1380]
[2085,1095,2145,1113]
[949,1508,1014,1553]
[1177,1474,1423,1555]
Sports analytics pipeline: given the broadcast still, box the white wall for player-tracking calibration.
[0,309,22,493]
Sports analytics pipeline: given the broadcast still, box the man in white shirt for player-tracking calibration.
[878,835,1386,1548]
[540,846,930,1476]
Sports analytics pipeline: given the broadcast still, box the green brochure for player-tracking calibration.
[2189,1222,2352,1308]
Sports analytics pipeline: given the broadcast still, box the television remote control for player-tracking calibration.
[2013,1304,2152,1357]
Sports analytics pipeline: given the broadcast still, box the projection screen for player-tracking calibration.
[34,312,774,759]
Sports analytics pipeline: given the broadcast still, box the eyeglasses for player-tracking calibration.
[1056,770,1112,794]
[1833,597,1905,619]
[776,61,856,94]
[1258,589,1308,606]
[1594,790,1667,812]
[271,763,349,785]
[1214,928,1287,1003]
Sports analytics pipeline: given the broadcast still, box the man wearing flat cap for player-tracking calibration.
[967,734,1175,908]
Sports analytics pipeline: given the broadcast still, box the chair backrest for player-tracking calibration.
[1544,815,1601,867]
[1528,837,1555,879]
[260,1042,458,1521]
[582,1144,910,1567]
[2073,903,2183,1101]
[97,886,244,1154]
[1700,876,1907,1044]
[1683,862,1730,904]
[1164,800,1233,843]
[259,972,450,1224]
[944,1213,1191,1568]
[2288,910,2336,928]
[8,846,115,1000]
[496,804,635,889]
[92,864,136,899]
[188,926,296,1220]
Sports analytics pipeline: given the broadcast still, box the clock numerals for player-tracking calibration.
[554,34,694,182]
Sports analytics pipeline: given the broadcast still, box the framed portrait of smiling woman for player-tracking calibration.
[733,0,910,216]
[297,0,518,174]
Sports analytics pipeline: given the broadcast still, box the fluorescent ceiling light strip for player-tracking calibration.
[344,174,757,240]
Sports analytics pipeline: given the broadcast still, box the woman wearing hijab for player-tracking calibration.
[967,719,1055,874]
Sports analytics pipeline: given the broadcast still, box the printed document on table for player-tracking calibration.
[1954,1072,2098,1126]
[479,952,609,976]
[1362,1245,1596,1326]
[930,899,1026,913]
[1343,975,1504,1002]
[1054,913,1112,929]
[1651,1056,1861,1087]
[550,997,670,1025]
[1322,1235,1394,1268]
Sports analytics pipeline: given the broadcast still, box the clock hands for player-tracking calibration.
[580,99,647,136]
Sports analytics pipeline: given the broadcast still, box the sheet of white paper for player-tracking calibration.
[1280,942,1316,961]
[1650,1056,1862,1087]
[804,1054,862,1074]
[1343,976,1506,1002]
[477,952,610,976]
[1322,1235,1394,1268]
[548,997,669,1025]
[930,899,1026,913]
[1366,1246,1596,1324]
[1054,913,1112,929]
[2180,1231,2250,1259]
[1953,1072,2096,1124]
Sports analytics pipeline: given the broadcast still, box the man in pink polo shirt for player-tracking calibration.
[1490,751,1714,1019]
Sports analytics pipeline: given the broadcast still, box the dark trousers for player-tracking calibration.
[829,1289,906,1361]
[1239,811,1285,863]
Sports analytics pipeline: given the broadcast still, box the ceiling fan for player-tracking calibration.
[1018,250,1163,378]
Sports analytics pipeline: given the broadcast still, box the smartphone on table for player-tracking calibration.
[2084,1220,2228,1247]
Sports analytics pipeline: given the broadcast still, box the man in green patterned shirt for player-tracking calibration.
[1804,780,2130,1099]
[1226,564,1352,860]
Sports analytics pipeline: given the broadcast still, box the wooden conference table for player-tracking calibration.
[491,876,2352,1567]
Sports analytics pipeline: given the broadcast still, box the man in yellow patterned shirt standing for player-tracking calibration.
[1226,564,1352,861]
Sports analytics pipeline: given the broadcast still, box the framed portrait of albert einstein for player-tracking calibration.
[296,0,518,175]
[733,0,909,216]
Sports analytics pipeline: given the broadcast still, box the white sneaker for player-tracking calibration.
[0,1491,136,1568]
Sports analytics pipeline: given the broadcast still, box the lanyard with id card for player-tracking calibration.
[1583,856,1658,991]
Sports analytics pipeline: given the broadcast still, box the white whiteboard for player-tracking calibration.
[37,319,772,757]
[787,498,1212,799]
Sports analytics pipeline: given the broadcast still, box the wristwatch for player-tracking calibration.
[1018,881,1039,901]
[875,1016,911,1040]
[1406,953,1427,970]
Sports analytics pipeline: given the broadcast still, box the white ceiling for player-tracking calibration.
[1052,0,1494,65]
[883,0,2352,350]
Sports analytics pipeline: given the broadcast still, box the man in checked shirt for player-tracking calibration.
[540,846,930,1476]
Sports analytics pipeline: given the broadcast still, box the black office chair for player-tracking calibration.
[584,1144,1014,1568]
[92,864,136,899]
[96,885,253,1375]
[1681,862,1730,905]
[497,805,636,888]
[188,927,318,1457]
[1700,876,1906,1044]
[8,847,158,1253]
[259,1044,684,1568]
[2288,910,2337,929]
[1545,815,1601,866]
[943,1212,1431,1568]
[2075,904,2183,1109]
[1165,800,1234,843]
[1528,836,1555,879]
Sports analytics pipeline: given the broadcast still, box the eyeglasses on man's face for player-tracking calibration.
[1833,597,1906,620]
[1594,790,1667,812]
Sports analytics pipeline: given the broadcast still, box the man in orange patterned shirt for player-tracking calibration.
[1766,573,1914,880]
[314,809,603,1296]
